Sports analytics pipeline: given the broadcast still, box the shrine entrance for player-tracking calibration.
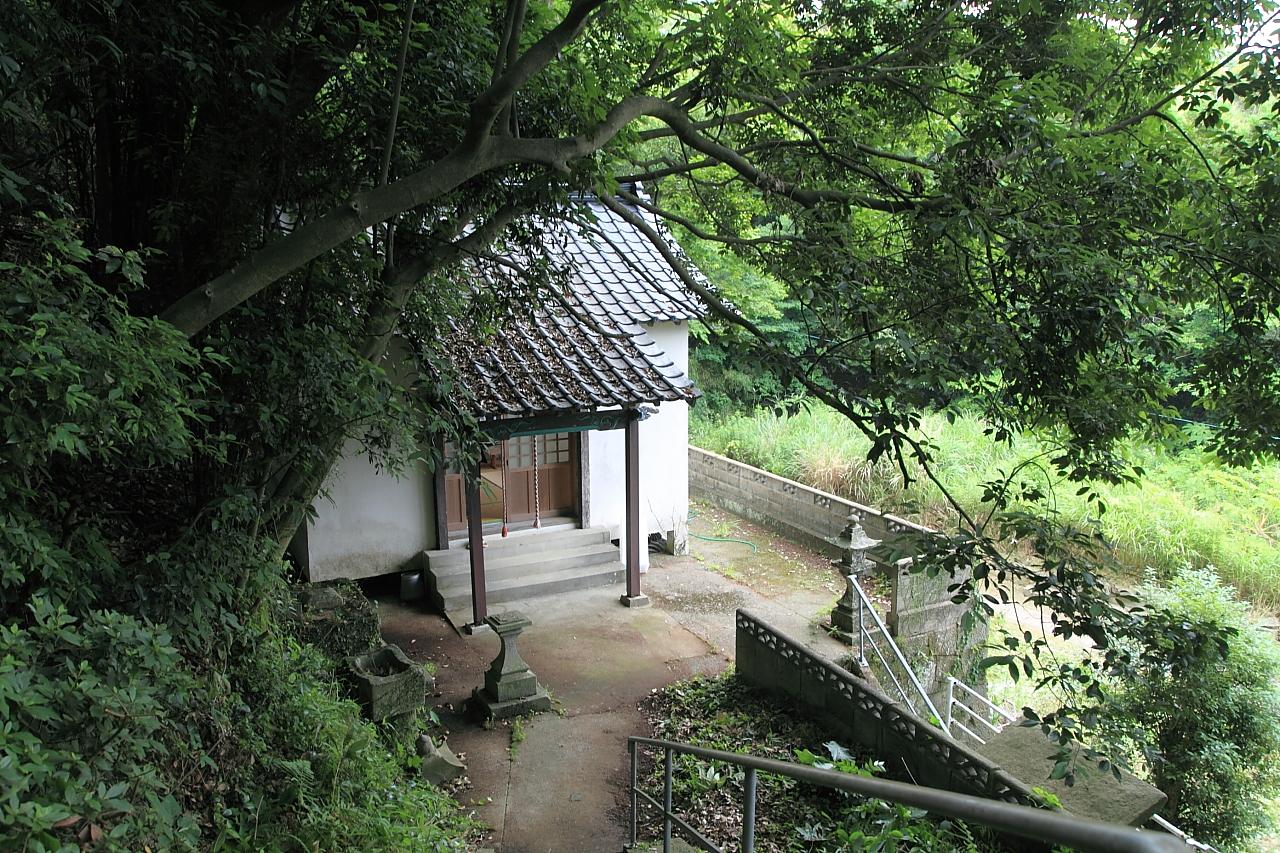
[444,432,580,537]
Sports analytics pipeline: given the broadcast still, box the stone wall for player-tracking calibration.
[735,609,1035,804]
[689,446,929,559]
[889,559,987,695]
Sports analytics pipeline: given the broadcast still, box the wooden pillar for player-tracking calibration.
[465,462,487,626]
[620,408,649,607]
[432,442,449,550]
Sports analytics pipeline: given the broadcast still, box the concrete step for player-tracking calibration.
[426,526,611,570]
[431,542,620,588]
[438,561,625,613]
[980,718,1167,826]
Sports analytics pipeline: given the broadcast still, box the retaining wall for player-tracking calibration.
[689,446,929,559]
[735,609,1034,804]
[691,446,985,693]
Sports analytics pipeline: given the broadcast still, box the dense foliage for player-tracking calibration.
[0,218,475,848]
[1107,570,1280,850]
[693,404,1280,607]
[645,673,997,852]
[4,0,1280,846]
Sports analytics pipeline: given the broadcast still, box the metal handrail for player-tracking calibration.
[944,676,1018,744]
[1151,815,1218,852]
[627,736,1189,853]
[849,574,944,724]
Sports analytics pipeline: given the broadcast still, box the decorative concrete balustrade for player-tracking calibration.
[734,609,1037,804]
[688,446,927,560]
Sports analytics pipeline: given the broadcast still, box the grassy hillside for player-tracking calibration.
[692,404,1280,611]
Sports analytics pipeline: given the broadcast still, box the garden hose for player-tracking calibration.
[687,507,760,553]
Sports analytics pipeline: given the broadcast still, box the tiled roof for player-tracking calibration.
[556,195,708,324]
[444,289,698,418]
[431,190,705,419]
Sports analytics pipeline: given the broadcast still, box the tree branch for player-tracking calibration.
[466,0,607,144]
[159,0,611,338]
[159,145,500,337]
[595,192,980,533]
[616,189,801,247]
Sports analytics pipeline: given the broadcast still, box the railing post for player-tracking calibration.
[741,768,758,853]
[856,594,867,667]
[629,739,638,849]
[663,747,673,852]
[944,677,955,734]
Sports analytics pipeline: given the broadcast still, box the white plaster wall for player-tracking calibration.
[306,439,436,581]
[641,321,691,554]
[584,320,692,567]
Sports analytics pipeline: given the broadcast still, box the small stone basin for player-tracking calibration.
[347,644,429,722]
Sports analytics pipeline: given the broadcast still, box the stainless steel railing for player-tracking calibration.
[849,574,944,724]
[627,736,1189,852]
[944,675,1018,744]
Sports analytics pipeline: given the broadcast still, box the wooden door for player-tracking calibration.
[535,432,577,515]
[443,432,580,533]
[505,436,537,521]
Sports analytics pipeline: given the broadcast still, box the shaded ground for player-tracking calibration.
[687,500,843,598]
[373,504,862,852]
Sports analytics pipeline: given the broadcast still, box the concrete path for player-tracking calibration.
[375,505,859,852]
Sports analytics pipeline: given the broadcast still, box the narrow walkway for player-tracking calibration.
[376,506,856,853]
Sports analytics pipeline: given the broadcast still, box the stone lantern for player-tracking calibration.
[828,518,880,640]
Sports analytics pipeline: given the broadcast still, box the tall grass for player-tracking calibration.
[692,404,1280,610]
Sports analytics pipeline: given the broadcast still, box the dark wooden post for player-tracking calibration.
[620,408,649,607]
[465,462,488,626]
[432,442,449,550]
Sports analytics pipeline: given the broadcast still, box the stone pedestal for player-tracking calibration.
[829,574,859,639]
[471,611,551,721]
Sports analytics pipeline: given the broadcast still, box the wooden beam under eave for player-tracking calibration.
[465,463,488,625]
[620,408,650,608]
[481,407,634,440]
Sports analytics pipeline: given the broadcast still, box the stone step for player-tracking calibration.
[979,718,1167,826]
[438,561,625,614]
[431,542,621,589]
[426,526,611,569]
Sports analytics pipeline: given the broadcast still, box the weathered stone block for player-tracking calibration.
[347,645,429,722]
[485,668,538,703]
[979,720,1167,826]
[471,685,552,720]
[892,601,971,640]
[417,734,466,785]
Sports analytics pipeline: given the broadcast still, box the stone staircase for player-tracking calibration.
[423,526,624,625]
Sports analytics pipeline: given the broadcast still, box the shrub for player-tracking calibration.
[645,673,994,852]
[1107,569,1280,849]
[1,218,475,850]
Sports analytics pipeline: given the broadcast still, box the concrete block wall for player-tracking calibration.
[689,446,930,559]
